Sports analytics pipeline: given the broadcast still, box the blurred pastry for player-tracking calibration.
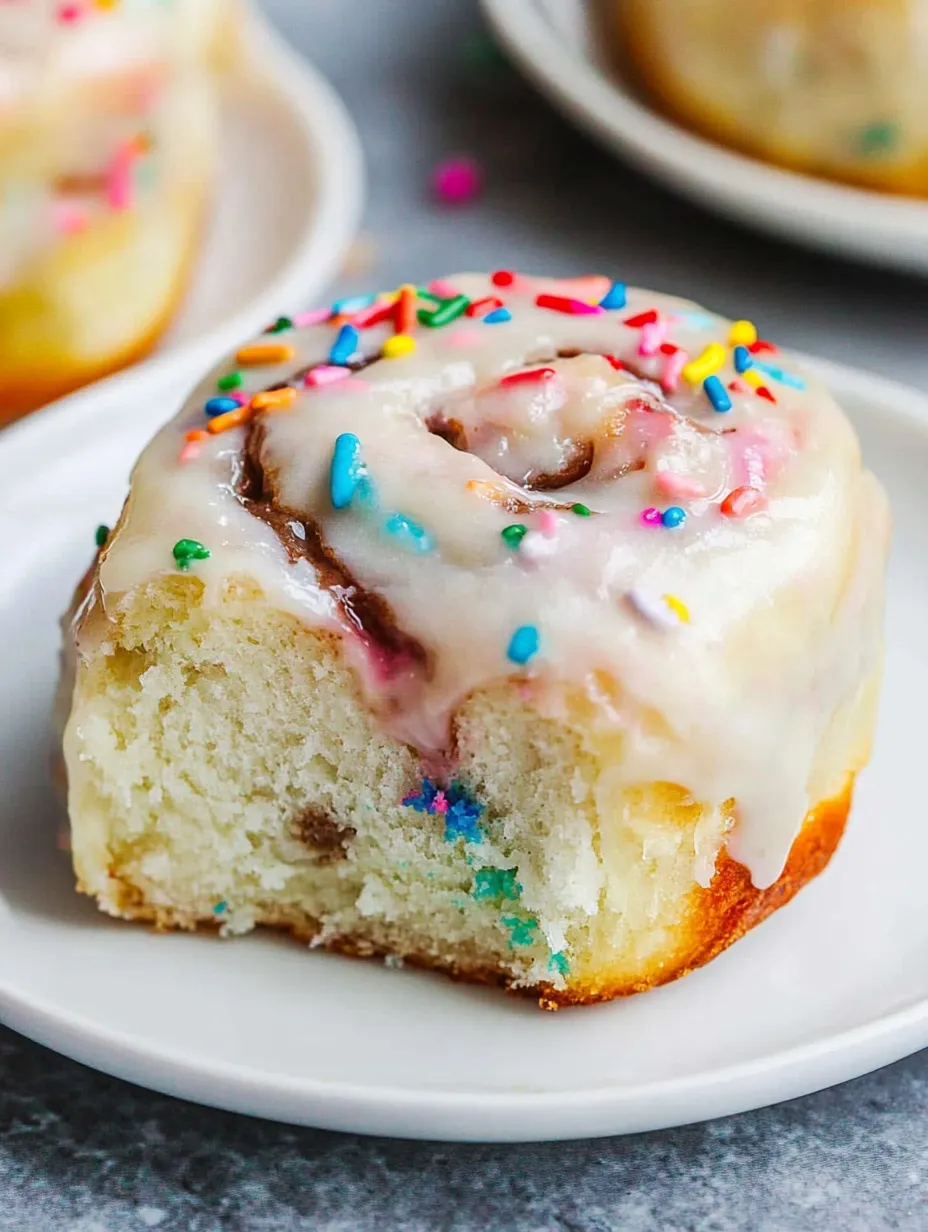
[59,271,888,1008]
[614,0,928,196]
[0,0,232,423]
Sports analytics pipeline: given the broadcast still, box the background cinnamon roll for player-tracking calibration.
[613,0,928,197]
[0,0,233,422]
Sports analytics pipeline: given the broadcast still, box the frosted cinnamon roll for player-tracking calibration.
[614,0,928,196]
[0,0,233,421]
[59,272,889,1008]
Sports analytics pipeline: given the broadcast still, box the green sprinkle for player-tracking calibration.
[416,287,443,303]
[472,867,521,903]
[571,502,591,517]
[418,295,470,328]
[548,951,569,977]
[217,371,243,392]
[856,120,898,157]
[502,913,538,949]
[267,316,294,334]
[94,524,110,548]
[501,524,528,548]
[172,538,211,571]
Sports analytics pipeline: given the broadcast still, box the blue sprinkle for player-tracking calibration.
[445,802,483,844]
[483,307,512,324]
[502,914,538,948]
[332,293,376,315]
[598,281,627,310]
[472,868,520,902]
[329,323,360,366]
[204,396,240,418]
[733,345,753,374]
[330,432,364,509]
[213,900,227,915]
[384,512,435,553]
[677,311,715,330]
[703,375,732,413]
[661,506,687,529]
[548,951,570,977]
[402,777,441,812]
[507,624,540,665]
[752,360,806,390]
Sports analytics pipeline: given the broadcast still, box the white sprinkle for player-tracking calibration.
[625,588,683,631]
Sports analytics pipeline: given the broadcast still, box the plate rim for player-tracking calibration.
[480,0,928,273]
[1,351,926,1143]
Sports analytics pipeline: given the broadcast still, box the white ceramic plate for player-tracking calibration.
[132,3,364,385]
[481,0,928,275]
[0,356,925,1144]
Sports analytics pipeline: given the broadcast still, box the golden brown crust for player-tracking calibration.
[91,781,853,1011]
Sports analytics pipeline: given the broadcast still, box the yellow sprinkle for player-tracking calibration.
[250,387,297,411]
[682,342,726,385]
[235,342,296,366]
[742,368,764,389]
[382,334,417,359]
[207,406,251,434]
[663,594,690,624]
[729,320,758,347]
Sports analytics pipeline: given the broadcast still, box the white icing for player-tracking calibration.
[82,274,890,889]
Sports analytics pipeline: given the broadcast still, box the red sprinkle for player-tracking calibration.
[467,296,504,319]
[535,293,603,316]
[624,310,658,328]
[659,342,679,355]
[352,300,396,329]
[721,486,766,518]
[756,386,777,403]
[500,367,558,387]
[395,285,417,334]
[604,354,625,370]
[749,340,778,355]
[491,270,516,287]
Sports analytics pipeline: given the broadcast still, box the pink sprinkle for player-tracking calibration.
[105,143,136,211]
[50,201,89,235]
[661,349,688,394]
[638,319,667,357]
[535,293,603,316]
[292,307,330,328]
[432,155,482,206]
[444,327,482,349]
[304,365,352,387]
[537,510,558,538]
[429,278,462,298]
[56,3,84,22]
[432,791,449,815]
[178,441,202,464]
[655,472,706,500]
[640,507,663,527]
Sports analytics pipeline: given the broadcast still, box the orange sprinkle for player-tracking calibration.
[207,406,251,434]
[185,429,208,443]
[250,387,297,411]
[235,342,296,366]
[467,479,508,502]
[178,441,202,464]
[395,284,418,335]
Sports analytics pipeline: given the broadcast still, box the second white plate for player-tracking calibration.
[481,0,928,275]
[142,3,364,383]
[0,350,927,1141]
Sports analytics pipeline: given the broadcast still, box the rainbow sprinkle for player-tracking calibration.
[330,433,365,509]
[329,324,360,367]
[172,539,210,571]
[403,779,484,844]
[507,625,540,665]
[472,868,520,902]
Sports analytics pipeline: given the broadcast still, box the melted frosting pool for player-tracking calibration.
[79,272,890,888]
